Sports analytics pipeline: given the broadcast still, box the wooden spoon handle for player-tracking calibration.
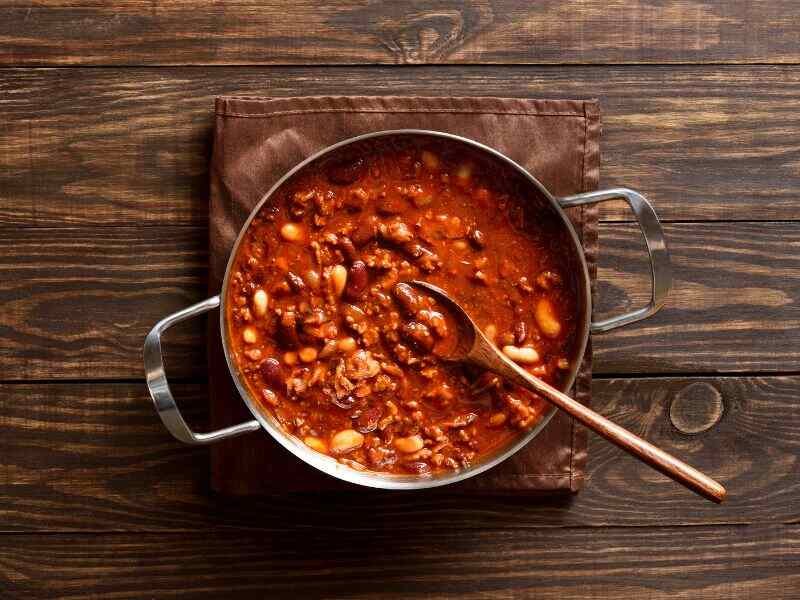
[490,357,726,503]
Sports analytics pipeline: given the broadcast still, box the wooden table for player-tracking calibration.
[2,3,799,598]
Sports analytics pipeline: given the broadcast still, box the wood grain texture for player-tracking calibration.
[2,1,800,66]
[1,377,796,532]
[2,525,799,599]
[4,2,798,595]
[0,227,208,380]
[595,222,800,374]
[2,222,797,380]
[2,65,800,225]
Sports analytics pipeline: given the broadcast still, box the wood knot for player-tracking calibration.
[669,382,724,434]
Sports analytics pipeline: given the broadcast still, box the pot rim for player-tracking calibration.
[219,129,592,490]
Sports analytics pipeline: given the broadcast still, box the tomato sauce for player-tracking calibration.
[226,136,580,475]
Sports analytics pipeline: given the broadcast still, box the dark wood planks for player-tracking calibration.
[1,376,796,532]
[2,525,799,599]
[2,65,800,224]
[596,222,800,374]
[2,2,800,66]
[0,227,208,381]
[2,222,797,380]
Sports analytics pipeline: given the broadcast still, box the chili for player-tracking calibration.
[226,137,579,475]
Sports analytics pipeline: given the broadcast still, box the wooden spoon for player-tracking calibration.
[410,280,726,503]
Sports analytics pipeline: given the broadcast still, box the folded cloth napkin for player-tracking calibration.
[208,96,600,494]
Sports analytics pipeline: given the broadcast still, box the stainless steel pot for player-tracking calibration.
[144,130,671,489]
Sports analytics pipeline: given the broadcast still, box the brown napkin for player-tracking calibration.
[209,96,600,494]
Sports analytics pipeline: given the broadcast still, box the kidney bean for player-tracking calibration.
[338,235,359,262]
[403,461,431,475]
[261,388,279,407]
[260,358,285,391]
[393,282,422,314]
[344,261,369,300]
[401,321,434,352]
[535,297,562,338]
[469,227,486,248]
[351,216,378,246]
[332,395,356,410]
[278,311,300,349]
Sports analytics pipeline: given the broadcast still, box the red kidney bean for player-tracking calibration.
[401,321,434,352]
[403,461,431,475]
[393,282,422,314]
[351,216,378,247]
[332,395,356,410]
[344,261,368,300]
[469,227,486,248]
[259,358,285,391]
[338,235,359,262]
[278,311,300,349]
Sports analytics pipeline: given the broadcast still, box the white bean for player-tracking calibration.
[298,346,318,363]
[242,326,257,344]
[394,435,424,454]
[502,345,540,364]
[489,412,507,427]
[535,298,562,338]
[337,336,357,353]
[330,264,348,297]
[304,436,328,454]
[330,429,364,455]
[252,289,268,317]
[280,223,304,242]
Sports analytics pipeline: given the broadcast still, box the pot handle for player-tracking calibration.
[558,188,672,333]
[143,295,261,445]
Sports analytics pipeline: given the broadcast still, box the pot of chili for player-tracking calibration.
[144,130,671,489]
